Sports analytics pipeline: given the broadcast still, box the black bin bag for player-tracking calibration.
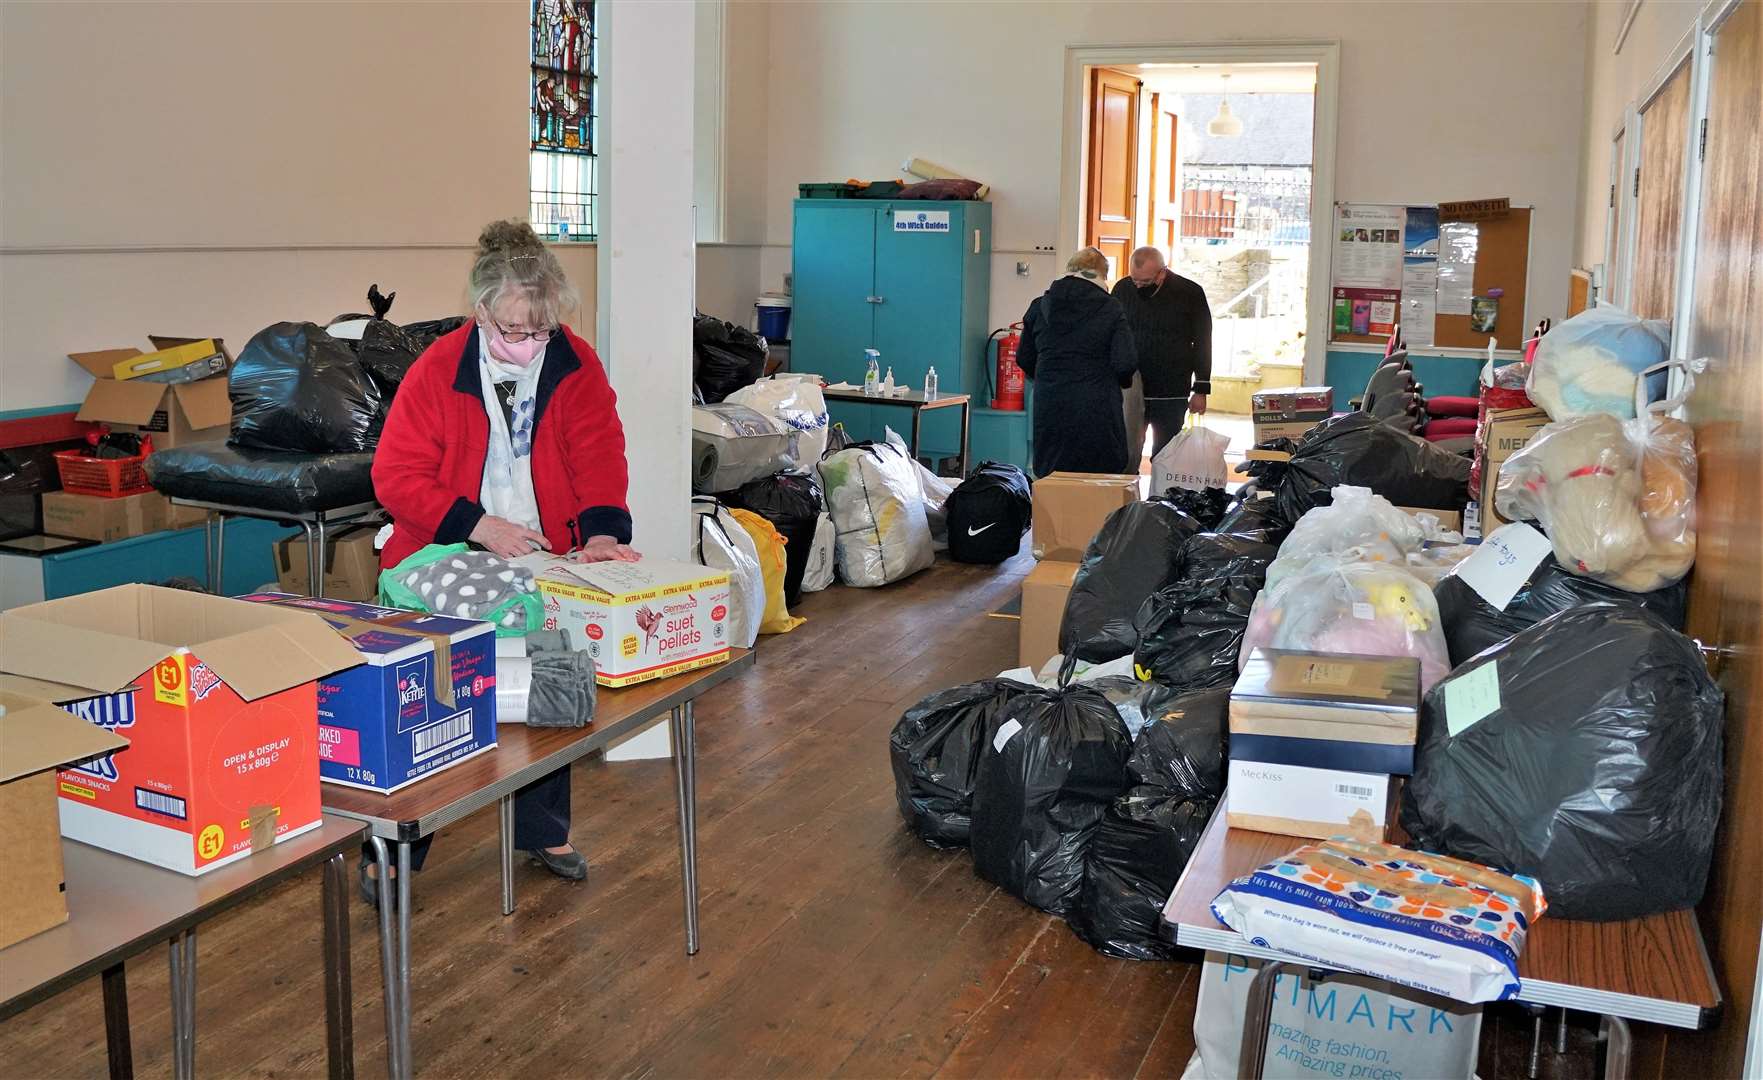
[722,472,822,605]
[946,461,1032,565]
[355,319,427,405]
[970,685,1133,916]
[1154,486,1229,530]
[1133,533,1274,690]
[1433,552,1689,665]
[1212,495,1292,548]
[1274,412,1470,525]
[693,313,768,404]
[1071,685,1230,959]
[890,679,1036,848]
[1402,604,1724,921]
[229,321,384,454]
[1060,499,1203,663]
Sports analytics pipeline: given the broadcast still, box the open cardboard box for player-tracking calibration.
[0,585,362,874]
[0,680,130,948]
[68,336,235,448]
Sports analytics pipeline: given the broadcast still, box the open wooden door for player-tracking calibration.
[1085,67,1142,280]
[1145,97,1181,251]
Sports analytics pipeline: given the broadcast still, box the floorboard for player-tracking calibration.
[0,541,1619,1078]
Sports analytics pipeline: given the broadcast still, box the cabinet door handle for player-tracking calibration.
[867,295,886,304]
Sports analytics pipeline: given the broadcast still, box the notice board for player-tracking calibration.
[1330,202,1532,351]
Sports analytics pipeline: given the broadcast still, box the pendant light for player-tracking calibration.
[1207,73,1245,137]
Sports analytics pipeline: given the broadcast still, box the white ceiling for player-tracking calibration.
[1128,62,1317,95]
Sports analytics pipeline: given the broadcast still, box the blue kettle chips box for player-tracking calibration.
[239,594,497,793]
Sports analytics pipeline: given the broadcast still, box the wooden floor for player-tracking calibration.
[0,546,1608,1079]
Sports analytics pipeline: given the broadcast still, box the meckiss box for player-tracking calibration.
[517,556,732,687]
[240,594,498,793]
[0,585,362,875]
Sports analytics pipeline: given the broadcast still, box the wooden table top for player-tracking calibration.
[1162,807,1721,1029]
[822,388,971,409]
[0,815,366,1019]
[322,649,754,840]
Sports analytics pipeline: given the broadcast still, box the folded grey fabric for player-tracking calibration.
[524,628,572,655]
[397,550,536,624]
[527,650,598,729]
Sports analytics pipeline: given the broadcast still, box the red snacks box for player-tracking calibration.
[0,585,362,875]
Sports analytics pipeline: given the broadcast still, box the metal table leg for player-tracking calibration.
[670,701,700,955]
[500,794,517,916]
[959,400,971,477]
[312,514,329,600]
[1556,1007,1569,1055]
[202,514,217,593]
[396,840,413,1075]
[320,852,355,1080]
[1237,960,1283,1080]
[910,407,924,469]
[367,836,404,1080]
[1601,1014,1633,1080]
[166,929,197,1080]
[213,514,226,596]
[101,963,133,1080]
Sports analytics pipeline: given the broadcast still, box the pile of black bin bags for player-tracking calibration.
[721,471,822,605]
[889,674,1230,959]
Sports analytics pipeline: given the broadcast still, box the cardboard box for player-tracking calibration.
[1397,505,1464,534]
[0,682,130,949]
[1019,559,1079,669]
[111,339,227,383]
[1251,386,1333,446]
[518,556,732,687]
[1031,472,1140,561]
[0,585,362,874]
[1478,406,1551,531]
[272,525,381,602]
[1230,649,1421,776]
[1226,759,1396,841]
[41,490,171,543]
[238,594,497,793]
[69,336,234,449]
[168,501,210,531]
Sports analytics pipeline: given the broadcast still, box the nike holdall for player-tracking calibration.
[946,462,1032,564]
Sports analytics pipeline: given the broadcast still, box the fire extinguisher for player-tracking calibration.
[987,323,1026,411]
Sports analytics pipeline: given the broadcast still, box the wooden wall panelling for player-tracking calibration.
[1631,59,1694,321]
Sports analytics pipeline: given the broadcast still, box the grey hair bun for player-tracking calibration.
[477,219,544,259]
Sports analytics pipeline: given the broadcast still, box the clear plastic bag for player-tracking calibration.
[1526,305,1669,420]
[726,375,831,467]
[1494,360,1697,592]
[1263,486,1460,592]
[1241,560,1452,691]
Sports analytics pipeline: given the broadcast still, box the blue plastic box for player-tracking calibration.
[239,594,498,793]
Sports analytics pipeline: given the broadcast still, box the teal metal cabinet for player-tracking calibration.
[791,199,994,464]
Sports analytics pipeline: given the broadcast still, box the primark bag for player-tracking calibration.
[1152,421,1230,492]
[1190,952,1481,1080]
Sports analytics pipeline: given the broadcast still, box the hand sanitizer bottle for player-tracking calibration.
[924,366,939,401]
[864,349,881,396]
[882,366,895,396]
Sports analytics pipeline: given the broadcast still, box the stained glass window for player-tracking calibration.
[531,0,596,241]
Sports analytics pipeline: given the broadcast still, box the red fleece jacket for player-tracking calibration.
[371,321,632,569]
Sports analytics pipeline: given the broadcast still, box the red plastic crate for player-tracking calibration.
[53,449,152,497]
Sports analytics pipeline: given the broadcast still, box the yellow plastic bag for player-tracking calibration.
[728,508,806,634]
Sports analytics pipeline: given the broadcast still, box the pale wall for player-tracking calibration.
[1572,0,1706,269]
[741,0,1591,337]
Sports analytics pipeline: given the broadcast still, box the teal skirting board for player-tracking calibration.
[1323,348,1521,401]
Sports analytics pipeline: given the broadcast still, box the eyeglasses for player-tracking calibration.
[491,320,557,344]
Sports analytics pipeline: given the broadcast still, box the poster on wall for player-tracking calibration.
[1401,207,1441,347]
[1332,287,1400,338]
[1333,204,1405,290]
[1437,221,1480,316]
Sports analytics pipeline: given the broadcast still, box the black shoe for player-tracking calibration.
[527,847,588,881]
[358,858,400,910]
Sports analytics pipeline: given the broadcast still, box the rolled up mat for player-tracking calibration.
[692,436,720,493]
[496,655,532,724]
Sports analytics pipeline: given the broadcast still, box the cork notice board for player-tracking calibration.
[1331,205,1532,351]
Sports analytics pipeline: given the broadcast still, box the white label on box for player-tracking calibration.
[1444,661,1502,737]
[1352,602,1375,621]
[993,718,1022,752]
[1455,522,1551,611]
[894,210,951,233]
[1228,760,1391,831]
[1331,779,1379,802]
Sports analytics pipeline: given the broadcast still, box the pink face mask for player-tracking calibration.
[487,325,546,368]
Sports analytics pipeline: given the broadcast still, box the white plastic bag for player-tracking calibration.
[907,437,957,552]
[1190,952,1482,1080]
[1152,421,1230,492]
[692,403,791,492]
[726,375,831,468]
[1527,305,1669,420]
[818,440,935,588]
[1265,486,1461,592]
[800,512,836,592]
[690,498,764,647]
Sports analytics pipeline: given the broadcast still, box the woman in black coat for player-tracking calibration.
[1016,247,1139,477]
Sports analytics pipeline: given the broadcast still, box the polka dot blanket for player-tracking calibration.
[398,550,539,628]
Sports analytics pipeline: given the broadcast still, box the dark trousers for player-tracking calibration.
[363,766,573,871]
[1145,397,1190,459]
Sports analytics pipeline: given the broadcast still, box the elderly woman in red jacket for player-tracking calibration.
[366,219,635,903]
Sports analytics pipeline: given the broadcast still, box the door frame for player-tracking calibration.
[1060,41,1340,382]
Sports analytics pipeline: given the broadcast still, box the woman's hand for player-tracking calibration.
[470,515,551,559]
[573,535,642,563]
